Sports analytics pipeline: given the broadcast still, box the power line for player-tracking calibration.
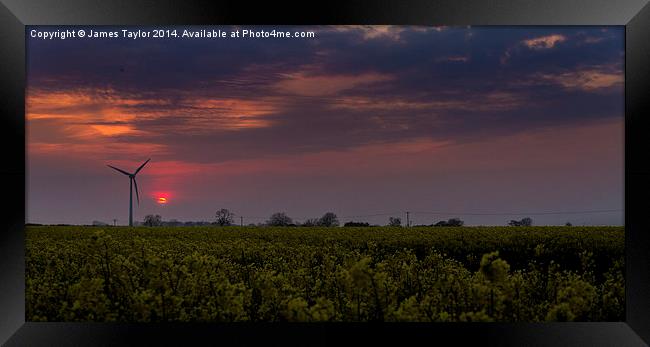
[240,209,622,220]
[240,212,403,220]
[409,209,622,216]
[340,212,401,219]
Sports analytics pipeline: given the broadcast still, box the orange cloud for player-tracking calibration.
[331,91,523,113]
[182,97,280,130]
[26,88,146,123]
[29,141,168,158]
[91,124,141,136]
[536,66,623,91]
[331,25,444,42]
[522,34,567,50]
[27,86,280,143]
[332,25,406,42]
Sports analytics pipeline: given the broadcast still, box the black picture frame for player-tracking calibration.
[1,1,649,345]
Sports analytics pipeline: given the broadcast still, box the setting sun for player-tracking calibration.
[157,197,167,204]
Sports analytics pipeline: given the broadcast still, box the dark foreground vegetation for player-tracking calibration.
[26,226,624,322]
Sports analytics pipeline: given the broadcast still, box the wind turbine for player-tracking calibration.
[107,158,150,226]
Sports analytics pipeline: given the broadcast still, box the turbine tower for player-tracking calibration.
[107,158,150,226]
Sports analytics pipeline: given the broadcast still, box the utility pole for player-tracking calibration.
[406,211,410,227]
[241,216,244,227]
[113,218,117,226]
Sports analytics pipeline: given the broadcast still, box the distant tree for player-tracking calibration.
[433,218,464,227]
[92,220,108,226]
[318,212,339,227]
[267,212,293,226]
[388,217,402,227]
[301,218,319,227]
[143,214,162,227]
[508,217,532,227]
[344,221,370,227]
[565,222,573,226]
[215,208,235,226]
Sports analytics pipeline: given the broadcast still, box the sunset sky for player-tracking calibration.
[26,26,624,226]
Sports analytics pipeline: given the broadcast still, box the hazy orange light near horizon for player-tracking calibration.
[157,197,168,204]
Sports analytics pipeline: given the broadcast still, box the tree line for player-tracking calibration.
[134,209,546,228]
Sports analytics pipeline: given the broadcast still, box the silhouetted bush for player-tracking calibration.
[267,212,293,226]
[143,214,162,227]
[215,208,235,226]
[434,218,464,227]
[318,212,339,227]
[344,221,370,227]
[509,217,533,227]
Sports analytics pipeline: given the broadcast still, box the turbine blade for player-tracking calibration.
[134,158,151,175]
[133,177,140,205]
[107,165,132,176]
